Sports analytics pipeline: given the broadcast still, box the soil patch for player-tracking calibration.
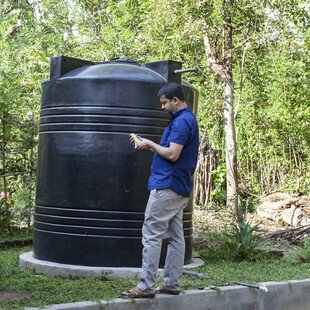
[0,290,33,302]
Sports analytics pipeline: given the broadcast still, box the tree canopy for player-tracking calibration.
[0,0,309,229]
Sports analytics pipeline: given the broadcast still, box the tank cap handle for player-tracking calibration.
[174,67,198,74]
[107,58,139,64]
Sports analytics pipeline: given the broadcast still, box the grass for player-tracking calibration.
[0,246,136,309]
[183,257,310,290]
[1,242,310,309]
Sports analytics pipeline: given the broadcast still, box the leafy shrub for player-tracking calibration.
[195,230,235,261]
[0,195,13,234]
[283,238,310,264]
[210,163,227,207]
[12,182,34,226]
[228,221,262,260]
[237,191,259,214]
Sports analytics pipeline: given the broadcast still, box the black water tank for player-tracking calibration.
[33,56,198,267]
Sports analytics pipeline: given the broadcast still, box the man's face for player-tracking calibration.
[159,95,177,115]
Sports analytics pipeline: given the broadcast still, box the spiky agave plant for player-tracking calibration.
[230,221,262,260]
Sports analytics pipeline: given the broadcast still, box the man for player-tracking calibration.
[122,83,199,299]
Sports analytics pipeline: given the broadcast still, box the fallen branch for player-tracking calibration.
[266,224,310,245]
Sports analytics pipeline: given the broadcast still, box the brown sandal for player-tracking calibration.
[156,285,181,295]
[122,288,155,299]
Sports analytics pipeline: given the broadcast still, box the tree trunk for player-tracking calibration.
[224,15,238,212]
[1,110,13,235]
[224,75,238,211]
[203,12,239,213]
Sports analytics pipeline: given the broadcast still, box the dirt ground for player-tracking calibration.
[193,193,310,235]
[193,206,286,234]
[0,291,33,302]
[192,205,302,253]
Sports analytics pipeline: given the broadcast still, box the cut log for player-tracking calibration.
[257,194,310,227]
[281,206,303,227]
[260,192,292,203]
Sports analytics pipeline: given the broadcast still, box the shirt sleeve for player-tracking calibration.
[168,118,191,145]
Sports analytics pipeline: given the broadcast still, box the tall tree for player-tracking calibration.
[202,0,238,212]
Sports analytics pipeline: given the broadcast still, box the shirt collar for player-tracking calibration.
[172,106,191,119]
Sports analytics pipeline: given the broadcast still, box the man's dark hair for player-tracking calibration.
[157,83,185,101]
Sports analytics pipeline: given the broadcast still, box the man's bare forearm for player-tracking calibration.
[146,140,176,161]
[130,135,183,162]
[143,139,183,162]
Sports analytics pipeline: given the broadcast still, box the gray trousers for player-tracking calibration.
[137,188,189,294]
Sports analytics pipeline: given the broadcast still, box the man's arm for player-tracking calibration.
[136,138,183,162]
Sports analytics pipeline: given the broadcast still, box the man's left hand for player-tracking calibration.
[135,138,151,151]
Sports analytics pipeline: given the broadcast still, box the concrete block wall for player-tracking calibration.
[26,279,310,310]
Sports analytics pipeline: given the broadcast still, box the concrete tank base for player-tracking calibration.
[19,251,204,279]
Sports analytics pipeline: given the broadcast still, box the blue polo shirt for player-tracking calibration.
[148,107,199,197]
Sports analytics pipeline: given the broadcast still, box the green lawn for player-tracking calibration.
[1,245,309,309]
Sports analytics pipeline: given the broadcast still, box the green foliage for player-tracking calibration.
[237,192,259,214]
[233,1,310,194]
[195,230,235,261]
[283,238,310,264]
[11,178,35,225]
[228,221,262,260]
[0,195,13,234]
[0,227,32,243]
[0,0,309,228]
[210,163,227,206]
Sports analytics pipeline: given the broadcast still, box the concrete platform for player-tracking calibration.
[19,251,204,279]
[25,279,310,310]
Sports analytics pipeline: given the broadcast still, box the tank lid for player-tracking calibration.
[49,55,182,83]
[61,63,166,82]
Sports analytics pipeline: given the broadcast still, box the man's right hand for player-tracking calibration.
[129,133,142,149]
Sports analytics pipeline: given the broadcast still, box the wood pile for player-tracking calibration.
[257,193,310,228]
[257,193,310,244]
